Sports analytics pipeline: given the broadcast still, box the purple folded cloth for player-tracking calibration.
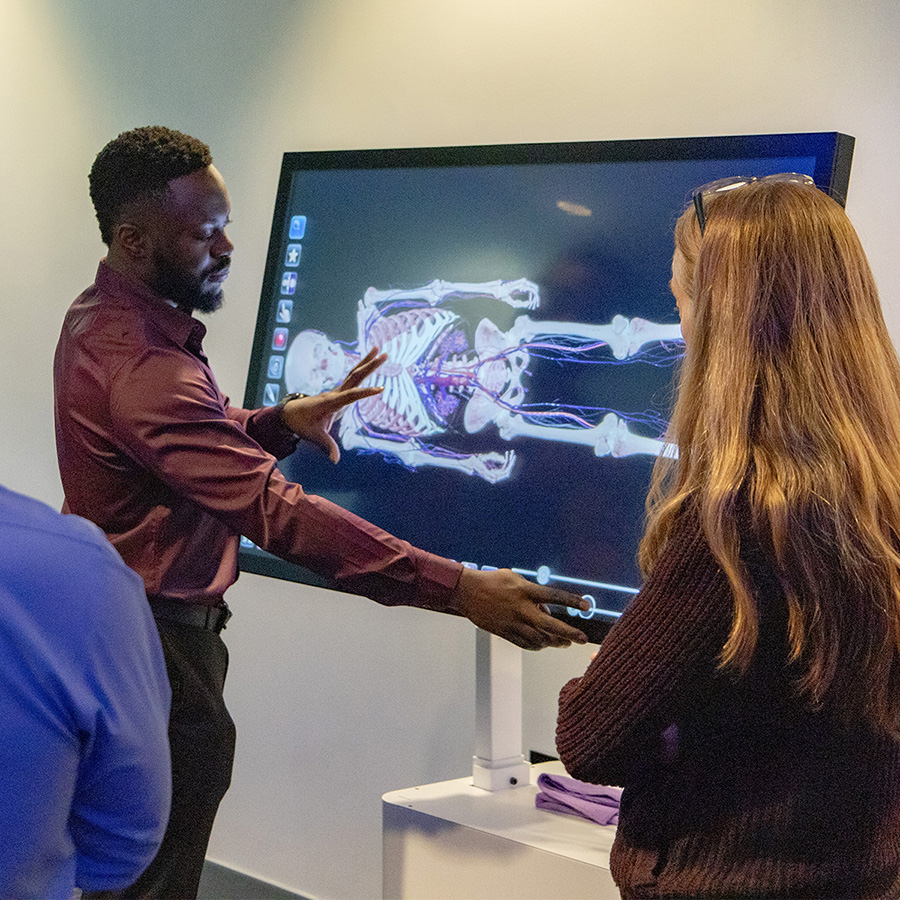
[535,771,621,826]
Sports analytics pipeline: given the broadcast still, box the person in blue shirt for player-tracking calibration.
[0,483,171,899]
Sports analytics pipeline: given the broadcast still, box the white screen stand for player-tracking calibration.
[382,628,619,898]
[472,629,532,791]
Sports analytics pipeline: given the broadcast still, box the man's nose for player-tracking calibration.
[214,232,234,257]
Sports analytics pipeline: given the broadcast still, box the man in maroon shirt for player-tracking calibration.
[54,126,586,898]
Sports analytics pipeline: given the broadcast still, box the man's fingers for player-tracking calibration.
[322,385,383,412]
[534,586,591,612]
[340,349,387,389]
[522,601,588,647]
[501,620,549,651]
[509,616,584,650]
[499,599,587,650]
[358,345,382,365]
[537,615,588,646]
[303,425,340,461]
[453,567,589,650]
[327,436,340,463]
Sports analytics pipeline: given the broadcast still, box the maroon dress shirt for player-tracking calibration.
[54,262,462,609]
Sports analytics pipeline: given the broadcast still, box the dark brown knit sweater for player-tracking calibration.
[556,503,900,899]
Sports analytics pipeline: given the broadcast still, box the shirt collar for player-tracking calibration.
[95,260,208,358]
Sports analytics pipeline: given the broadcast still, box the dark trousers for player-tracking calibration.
[90,618,237,899]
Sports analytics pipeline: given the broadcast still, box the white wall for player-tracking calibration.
[2,1,899,897]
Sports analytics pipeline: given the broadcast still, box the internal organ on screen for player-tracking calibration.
[285,279,683,482]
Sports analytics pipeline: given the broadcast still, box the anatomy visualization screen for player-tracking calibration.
[241,133,853,634]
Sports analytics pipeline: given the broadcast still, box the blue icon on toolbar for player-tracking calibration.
[277,300,293,323]
[289,216,307,240]
[263,383,281,406]
[281,272,297,295]
[285,244,302,267]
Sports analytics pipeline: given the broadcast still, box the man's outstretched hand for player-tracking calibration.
[281,347,387,462]
[453,567,589,650]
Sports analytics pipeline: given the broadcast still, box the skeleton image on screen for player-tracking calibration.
[284,279,683,482]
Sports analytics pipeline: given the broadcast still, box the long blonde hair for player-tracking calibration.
[640,181,900,734]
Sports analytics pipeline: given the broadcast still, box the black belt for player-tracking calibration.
[148,596,232,633]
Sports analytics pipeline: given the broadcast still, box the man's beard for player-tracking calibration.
[148,255,229,314]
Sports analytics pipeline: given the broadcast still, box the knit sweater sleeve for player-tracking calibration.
[556,503,733,787]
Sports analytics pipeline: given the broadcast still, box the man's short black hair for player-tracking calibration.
[89,126,213,245]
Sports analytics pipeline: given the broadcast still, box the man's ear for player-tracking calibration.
[114,221,150,261]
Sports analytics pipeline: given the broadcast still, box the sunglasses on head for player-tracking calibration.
[691,173,816,235]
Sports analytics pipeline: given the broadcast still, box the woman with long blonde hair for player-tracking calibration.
[557,178,900,898]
